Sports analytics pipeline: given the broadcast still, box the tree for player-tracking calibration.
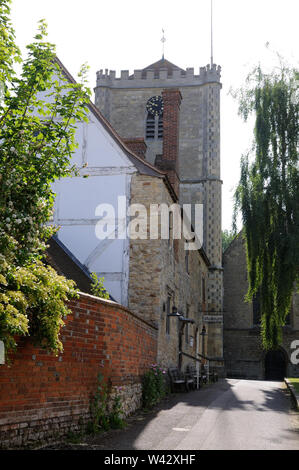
[233,63,299,350]
[222,229,235,253]
[0,0,90,354]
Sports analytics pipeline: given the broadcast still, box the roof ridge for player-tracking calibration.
[142,57,184,71]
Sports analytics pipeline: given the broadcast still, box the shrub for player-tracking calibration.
[88,373,125,433]
[142,364,167,409]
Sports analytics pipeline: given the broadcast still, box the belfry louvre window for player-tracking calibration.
[145,113,163,140]
[146,114,155,139]
[158,115,163,139]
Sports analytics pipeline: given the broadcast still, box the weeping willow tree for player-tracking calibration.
[233,64,299,350]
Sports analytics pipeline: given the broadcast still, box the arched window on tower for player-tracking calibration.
[158,114,163,139]
[145,112,163,140]
[145,113,155,140]
[145,95,164,141]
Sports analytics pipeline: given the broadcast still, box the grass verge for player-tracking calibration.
[288,378,299,394]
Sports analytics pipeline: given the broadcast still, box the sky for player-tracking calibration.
[10,0,299,231]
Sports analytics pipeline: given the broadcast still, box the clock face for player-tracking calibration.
[146,95,164,116]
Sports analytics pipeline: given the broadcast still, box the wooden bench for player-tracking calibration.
[168,368,193,392]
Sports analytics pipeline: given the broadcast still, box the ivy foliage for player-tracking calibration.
[88,373,125,434]
[233,63,299,350]
[0,0,90,353]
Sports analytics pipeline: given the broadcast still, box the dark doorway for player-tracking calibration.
[265,350,287,380]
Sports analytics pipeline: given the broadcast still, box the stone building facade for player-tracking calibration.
[49,59,222,373]
[223,233,299,379]
[94,58,224,364]
[128,172,211,370]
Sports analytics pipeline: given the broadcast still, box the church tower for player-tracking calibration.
[94,58,223,360]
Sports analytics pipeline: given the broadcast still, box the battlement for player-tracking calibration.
[95,64,221,89]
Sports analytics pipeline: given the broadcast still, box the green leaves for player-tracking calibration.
[0,0,90,354]
[233,63,299,350]
[90,272,110,300]
[142,366,167,409]
[0,0,21,85]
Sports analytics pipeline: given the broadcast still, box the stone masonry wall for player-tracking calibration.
[223,233,299,379]
[94,65,224,362]
[0,293,157,448]
[128,173,209,370]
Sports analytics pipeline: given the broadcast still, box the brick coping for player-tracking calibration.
[75,291,158,331]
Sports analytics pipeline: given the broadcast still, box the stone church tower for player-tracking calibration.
[94,58,223,360]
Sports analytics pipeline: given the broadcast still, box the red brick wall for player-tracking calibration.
[161,88,182,197]
[0,293,157,448]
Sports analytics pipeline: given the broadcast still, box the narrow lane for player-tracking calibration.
[46,379,299,450]
[175,380,299,450]
[112,379,299,450]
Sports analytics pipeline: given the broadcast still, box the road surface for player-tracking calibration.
[47,379,299,450]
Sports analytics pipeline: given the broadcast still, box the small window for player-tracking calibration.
[185,305,190,345]
[202,277,206,304]
[185,243,189,274]
[158,115,163,139]
[168,211,173,245]
[166,295,171,335]
[199,270,202,299]
[145,114,155,140]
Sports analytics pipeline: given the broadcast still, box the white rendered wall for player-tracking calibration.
[52,110,136,306]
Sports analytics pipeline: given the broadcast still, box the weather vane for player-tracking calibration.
[161,29,166,60]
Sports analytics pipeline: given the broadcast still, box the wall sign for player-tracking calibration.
[203,315,223,324]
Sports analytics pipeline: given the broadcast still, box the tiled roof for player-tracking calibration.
[141,58,184,78]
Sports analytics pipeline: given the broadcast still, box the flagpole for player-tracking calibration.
[210,0,214,67]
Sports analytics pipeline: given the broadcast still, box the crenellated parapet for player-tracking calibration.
[95,64,221,89]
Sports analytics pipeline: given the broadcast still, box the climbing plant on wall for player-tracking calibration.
[0,0,90,353]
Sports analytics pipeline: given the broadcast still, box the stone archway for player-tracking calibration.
[264,349,287,380]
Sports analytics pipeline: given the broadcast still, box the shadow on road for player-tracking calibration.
[42,379,296,450]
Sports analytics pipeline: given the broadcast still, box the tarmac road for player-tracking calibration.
[45,379,299,451]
